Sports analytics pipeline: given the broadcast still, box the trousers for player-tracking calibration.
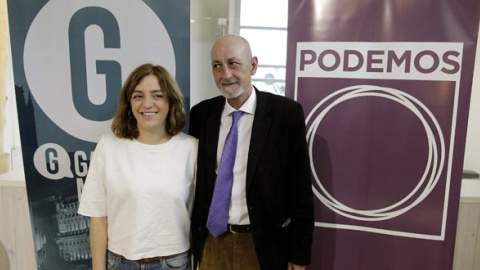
[107,250,191,270]
[199,232,261,270]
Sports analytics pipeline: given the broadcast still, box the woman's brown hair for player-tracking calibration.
[111,63,186,139]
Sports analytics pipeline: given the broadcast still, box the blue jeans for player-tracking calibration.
[107,250,191,270]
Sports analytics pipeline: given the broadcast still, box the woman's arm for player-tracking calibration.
[90,216,108,270]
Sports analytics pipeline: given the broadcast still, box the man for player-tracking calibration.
[189,35,314,270]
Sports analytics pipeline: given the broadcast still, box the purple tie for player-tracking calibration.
[207,111,244,237]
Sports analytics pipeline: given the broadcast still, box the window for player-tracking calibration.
[239,0,288,95]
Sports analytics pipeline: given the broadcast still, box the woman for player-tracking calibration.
[78,63,197,270]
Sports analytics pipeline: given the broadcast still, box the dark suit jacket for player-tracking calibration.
[189,88,314,270]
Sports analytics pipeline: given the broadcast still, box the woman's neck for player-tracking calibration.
[136,128,172,145]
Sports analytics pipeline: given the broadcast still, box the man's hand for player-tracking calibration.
[288,262,307,270]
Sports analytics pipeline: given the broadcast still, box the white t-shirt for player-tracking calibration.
[78,132,198,260]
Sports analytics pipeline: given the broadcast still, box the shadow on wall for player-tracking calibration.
[0,240,10,270]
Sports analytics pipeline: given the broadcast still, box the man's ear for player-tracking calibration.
[251,56,258,75]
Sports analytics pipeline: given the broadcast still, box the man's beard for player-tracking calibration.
[219,78,245,99]
[221,85,245,99]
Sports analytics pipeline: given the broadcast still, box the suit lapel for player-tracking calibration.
[246,89,271,190]
[205,97,224,193]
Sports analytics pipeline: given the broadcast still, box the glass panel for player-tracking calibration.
[240,28,287,66]
[240,0,288,28]
[252,66,286,96]
[253,66,286,81]
[252,80,285,96]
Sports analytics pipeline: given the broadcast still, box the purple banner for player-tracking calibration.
[286,1,480,269]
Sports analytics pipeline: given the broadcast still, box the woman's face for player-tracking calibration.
[130,74,169,135]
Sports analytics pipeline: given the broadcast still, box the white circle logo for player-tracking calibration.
[306,85,445,221]
[33,143,74,180]
[24,0,175,142]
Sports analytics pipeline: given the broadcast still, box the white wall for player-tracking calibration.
[463,28,480,174]
[3,29,21,170]
[190,0,230,106]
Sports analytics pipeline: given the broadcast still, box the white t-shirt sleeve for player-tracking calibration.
[78,135,107,217]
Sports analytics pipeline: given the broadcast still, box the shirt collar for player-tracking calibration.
[223,87,257,116]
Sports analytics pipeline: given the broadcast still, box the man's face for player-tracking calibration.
[211,37,257,99]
